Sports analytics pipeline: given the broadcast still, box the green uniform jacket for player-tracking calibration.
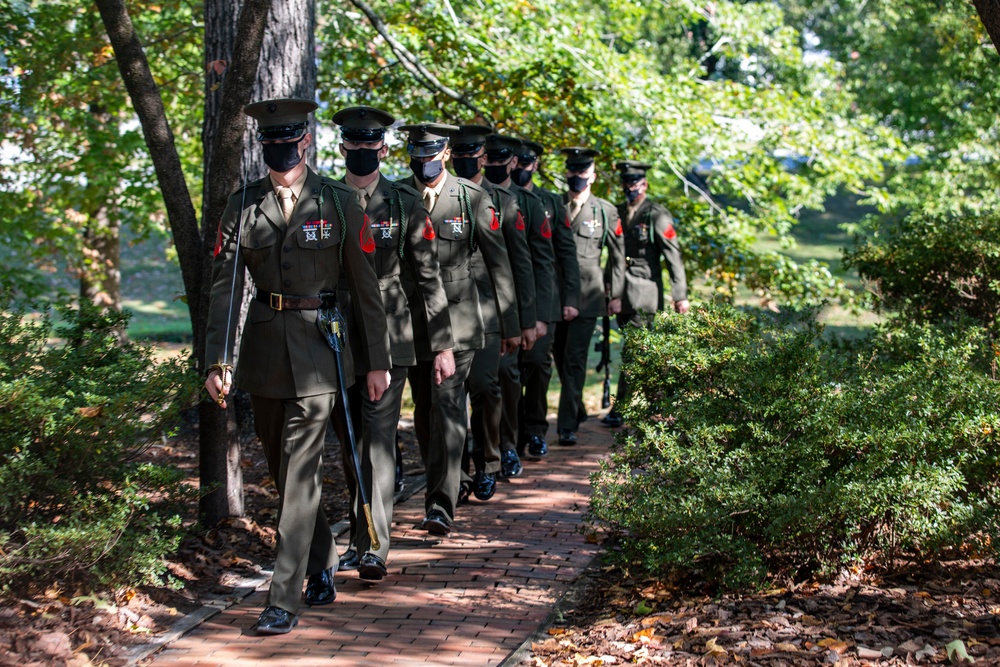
[513,184,557,323]
[205,168,391,397]
[400,171,519,357]
[474,180,536,333]
[534,186,581,314]
[615,197,688,315]
[338,174,455,371]
[562,192,626,318]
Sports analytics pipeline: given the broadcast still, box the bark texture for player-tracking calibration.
[974,0,1000,52]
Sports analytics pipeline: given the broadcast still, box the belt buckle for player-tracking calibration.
[270,293,284,311]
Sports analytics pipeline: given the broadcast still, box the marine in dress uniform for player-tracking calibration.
[203,99,391,635]
[328,106,455,581]
[601,160,688,427]
[553,147,625,445]
[482,134,556,480]
[510,140,581,464]
[450,128,538,501]
[397,123,519,534]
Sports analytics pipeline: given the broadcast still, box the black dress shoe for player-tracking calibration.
[457,481,471,506]
[422,509,452,535]
[601,412,624,427]
[358,552,388,581]
[254,605,298,635]
[473,470,496,501]
[339,549,359,571]
[500,449,522,478]
[527,434,549,459]
[304,567,337,606]
[557,430,577,446]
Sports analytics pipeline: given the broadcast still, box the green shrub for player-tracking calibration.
[0,299,198,593]
[589,304,1000,590]
[843,210,1000,331]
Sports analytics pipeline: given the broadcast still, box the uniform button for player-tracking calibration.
[253,241,260,248]
[317,242,324,249]
[282,262,291,270]
[390,307,397,313]
[283,280,292,288]
[283,245,292,252]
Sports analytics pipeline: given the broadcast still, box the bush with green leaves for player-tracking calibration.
[843,210,1000,332]
[589,304,1000,590]
[0,300,198,593]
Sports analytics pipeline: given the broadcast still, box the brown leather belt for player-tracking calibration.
[255,291,337,311]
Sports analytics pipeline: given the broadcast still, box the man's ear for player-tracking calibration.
[378,144,390,159]
[338,143,347,158]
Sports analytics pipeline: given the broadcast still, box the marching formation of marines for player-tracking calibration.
[203,98,688,635]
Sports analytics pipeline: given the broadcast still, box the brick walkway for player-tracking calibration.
[146,418,613,667]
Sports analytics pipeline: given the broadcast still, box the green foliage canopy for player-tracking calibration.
[319,0,905,306]
[0,0,203,297]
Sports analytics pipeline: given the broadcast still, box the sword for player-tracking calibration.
[317,305,381,552]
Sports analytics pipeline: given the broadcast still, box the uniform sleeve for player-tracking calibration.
[501,191,536,330]
[204,193,246,371]
[522,192,557,321]
[339,188,392,371]
[550,193,581,310]
[604,202,626,301]
[653,206,688,302]
[404,195,455,352]
[474,192,520,338]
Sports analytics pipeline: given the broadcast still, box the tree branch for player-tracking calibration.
[973,0,1000,52]
[346,0,487,117]
[93,0,202,327]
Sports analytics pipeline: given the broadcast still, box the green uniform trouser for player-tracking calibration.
[335,367,409,562]
[409,349,476,522]
[554,316,597,433]
[250,393,339,614]
[498,343,521,456]
[467,333,502,474]
[518,326,554,445]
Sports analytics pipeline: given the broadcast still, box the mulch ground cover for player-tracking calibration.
[527,559,1000,666]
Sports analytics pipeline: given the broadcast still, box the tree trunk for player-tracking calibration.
[198,0,316,525]
[93,0,271,526]
[198,0,275,526]
[79,205,121,312]
[974,1,1000,52]
[248,0,317,178]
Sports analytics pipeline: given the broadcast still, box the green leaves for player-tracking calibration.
[589,305,1000,590]
[318,0,899,307]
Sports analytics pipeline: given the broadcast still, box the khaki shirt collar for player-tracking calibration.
[269,167,309,203]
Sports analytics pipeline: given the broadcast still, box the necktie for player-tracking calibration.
[422,188,436,213]
[569,200,582,221]
[276,186,294,221]
[358,189,369,210]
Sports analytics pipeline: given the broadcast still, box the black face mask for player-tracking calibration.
[344,147,380,176]
[510,168,532,187]
[625,187,642,203]
[484,164,510,184]
[262,138,304,173]
[410,157,445,183]
[567,174,589,193]
[452,156,481,180]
